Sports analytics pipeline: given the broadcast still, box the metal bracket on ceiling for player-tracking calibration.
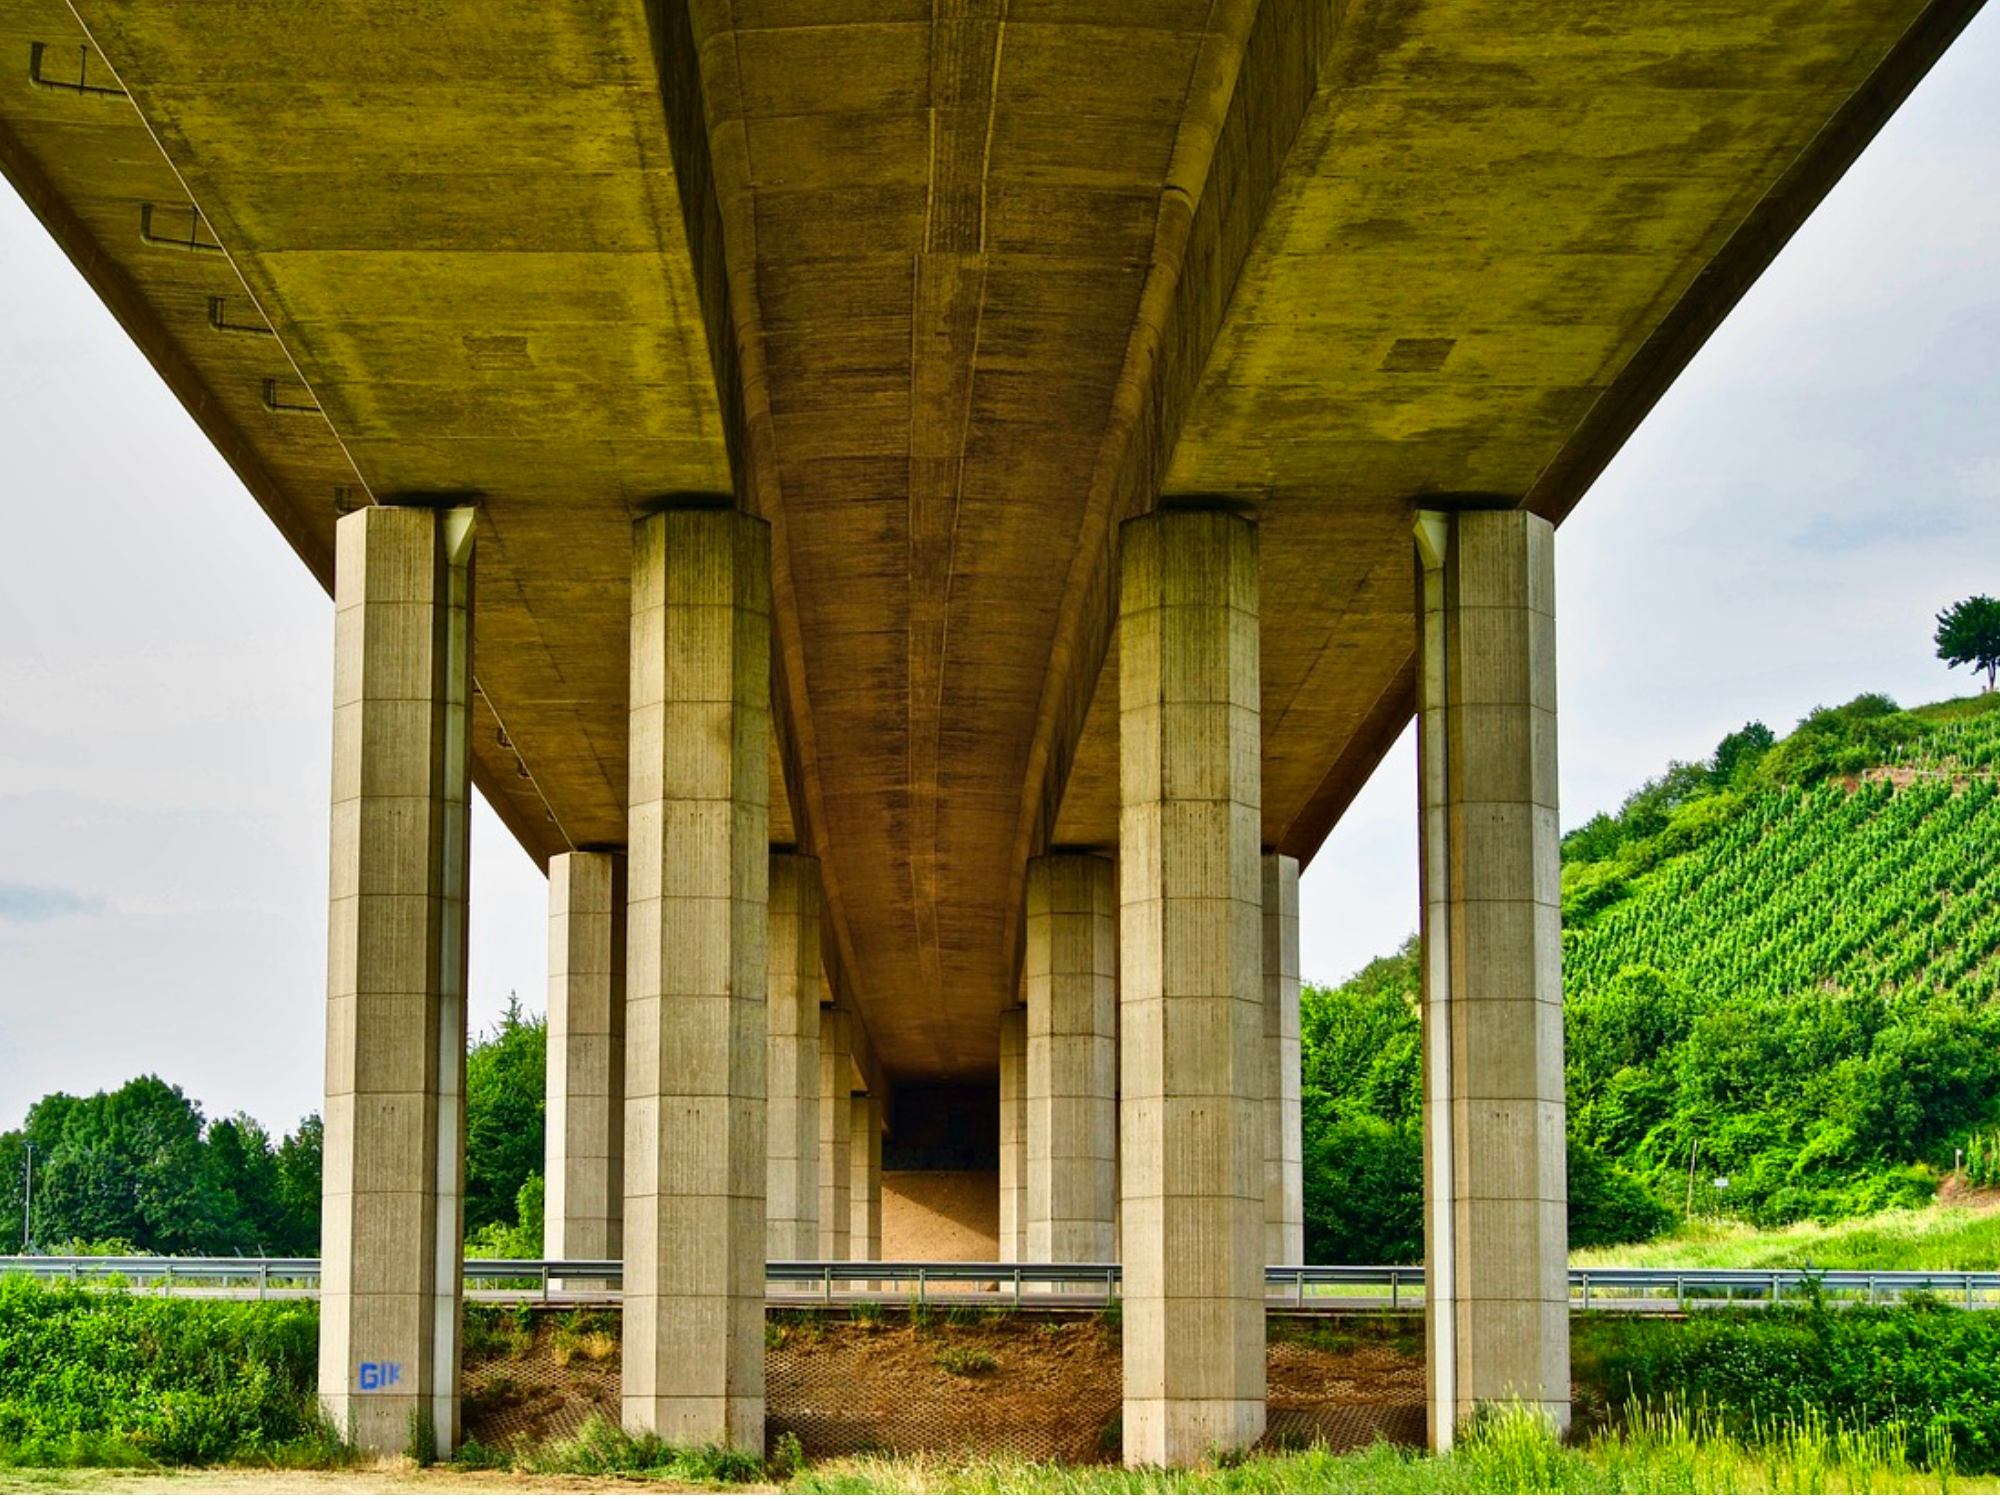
[28,42,127,99]
[260,377,322,416]
[138,202,224,255]
[208,296,274,337]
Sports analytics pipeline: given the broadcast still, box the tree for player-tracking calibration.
[274,1114,323,1254]
[1935,595,2000,693]
[465,994,546,1236]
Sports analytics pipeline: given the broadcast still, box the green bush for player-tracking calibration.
[1582,1297,2000,1473]
[0,1276,327,1466]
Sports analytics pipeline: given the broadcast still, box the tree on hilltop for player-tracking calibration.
[1935,595,2000,693]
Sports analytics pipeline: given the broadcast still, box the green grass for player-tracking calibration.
[1574,1201,2000,1271]
[0,1276,338,1468]
[788,1404,1991,1494]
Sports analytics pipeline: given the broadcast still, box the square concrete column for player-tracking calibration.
[1262,854,1303,1266]
[624,504,770,1450]
[817,1008,852,1258]
[1025,853,1118,1263]
[1415,508,1569,1446]
[768,854,823,1261]
[546,851,626,1269]
[320,503,475,1457]
[849,1093,883,1260]
[1118,506,1266,1466]
[997,1005,1027,1261]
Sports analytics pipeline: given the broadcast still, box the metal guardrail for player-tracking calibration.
[5,1256,1999,1309]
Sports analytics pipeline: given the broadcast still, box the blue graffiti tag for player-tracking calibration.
[357,1360,404,1391]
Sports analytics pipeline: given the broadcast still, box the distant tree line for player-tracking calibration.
[0,1079,320,1255]
[2,997,549,1258]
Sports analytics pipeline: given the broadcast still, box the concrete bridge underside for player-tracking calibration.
[1,0,1980,1464]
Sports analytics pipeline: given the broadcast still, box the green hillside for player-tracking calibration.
[1302,690,2000,1262]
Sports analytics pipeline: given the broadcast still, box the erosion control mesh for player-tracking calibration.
[463,1308,1430,1461]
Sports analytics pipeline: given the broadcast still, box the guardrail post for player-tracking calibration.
[1968,1273,1976,1311]
[259,1263,268,1302]
[1581,1271,1590,1311]
[1391,1269,1399,1311]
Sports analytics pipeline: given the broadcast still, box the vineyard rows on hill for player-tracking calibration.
[1566,776,2000,1005]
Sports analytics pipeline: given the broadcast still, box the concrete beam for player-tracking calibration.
[1025,853,1118,1263]
[623,505,770,1450]
[546,851,625,1268]
[1262,853,1303,1266]
[1118,508,1266,1465]
[849,1094,883,1260]
[768,854,823,1261]
[1416,508,1569,1446]
[997,1006,1027,1262]
[817,1009,852,1259]
[320,503,475,1456]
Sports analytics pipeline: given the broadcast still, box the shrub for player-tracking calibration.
[0,1276,325,1466]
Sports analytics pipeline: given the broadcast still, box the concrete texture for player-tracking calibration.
[818,1010,852,1260]
[1262,854,1303,1266]
[8,0,1976,1462]
[768,855,823,1261]
[1416,509,1569,1444]
[1024,854,1118,1263]
[850,1094,884,1260]
[1118,508,1266,1466]
[997,1006,1027,1263]
[320,503,474,1456]
[16,0,1972,1097]
[546,851,626,1268]
[623,505,771,1451]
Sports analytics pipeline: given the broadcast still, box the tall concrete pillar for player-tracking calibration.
[1415,508,1568,1447]
[768,855,823,1260]
[624,504,770,1450]
[849,1094,883,1260]
[1117,506,1266,1466]
[1025,853,1117,1263]
[546,851,626,1267]
[1262,854,1303,1266]
[320,502,475,1456]
[817,1008,852,1258]
[997,1005,1027,1261]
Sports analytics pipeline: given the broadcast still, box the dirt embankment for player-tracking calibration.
[462,1309,1432,1464]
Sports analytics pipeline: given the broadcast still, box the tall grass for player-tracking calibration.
[0,1276,340,1468]
[1574,1201,2000,1272]
[791,1404,1985,1494]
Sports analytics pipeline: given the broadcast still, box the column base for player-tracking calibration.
[1123,1398,1266,1468]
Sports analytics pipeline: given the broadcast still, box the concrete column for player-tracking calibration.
[1025,853,1118,1263]
[546,851,626,1269]
[1262,854,1303,1266]
[624,504,770,1450]
[320,503,475,1457]
[997,1005,1027,1261]
[849,1094,883,1260]
[1415,508,1568,1447]
[817,1008,852,1258]
[1117,506,1266,1466]
[768,855,823,1261]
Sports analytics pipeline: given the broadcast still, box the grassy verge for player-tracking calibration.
[498,1405,1982,1494]
[1574,1200,2000,1272]
[0,1277,340,1469]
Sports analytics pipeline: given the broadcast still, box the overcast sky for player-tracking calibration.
[3,17,1997,1137]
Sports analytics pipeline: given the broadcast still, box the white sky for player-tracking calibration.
[3,17,1997,1135]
